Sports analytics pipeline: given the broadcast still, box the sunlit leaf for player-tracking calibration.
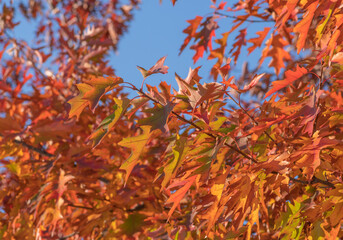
[68,76,123,119]
[137,56,169,79]
[88,97,130,147]
[119,126,151,183]
[265,65,308,98]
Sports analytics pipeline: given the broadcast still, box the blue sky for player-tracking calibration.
[7,0,275,94]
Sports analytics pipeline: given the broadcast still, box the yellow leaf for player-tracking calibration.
[119,126,151,184]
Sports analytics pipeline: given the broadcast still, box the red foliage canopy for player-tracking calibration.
[1,0,343,239]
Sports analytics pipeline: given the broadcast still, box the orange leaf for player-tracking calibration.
[166,175,197,218]
[292,133,339,180]
[230,29,247,64]
[179,16,203,54]
[276,0,298,30]
[294,0,318,53]
[247,27,270,54]
[83,76,123,111]
[265,65,308,98]
[189,16,218,63]
[259,34,291,75]
[204,172,228,233]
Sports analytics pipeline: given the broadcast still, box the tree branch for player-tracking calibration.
[214,11,275,23]
[59,232,78,240]
[132,86,336,188]
[67,203,94,210]
[13,139,55,157]
[134,87,256,162]
[225,91,276,143]
[311,176,335,188]
[288,176,335,188]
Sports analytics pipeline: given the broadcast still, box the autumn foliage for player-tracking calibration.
[1,0,343,239]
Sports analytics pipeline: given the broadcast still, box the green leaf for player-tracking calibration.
[161,135,188,189]
[88,97,130,147]
[138,102,174,132]
[217,124,237,134]
[120,213,145,236]
[6,162,20,175]
[329,112,343,128]
[209,116,227,130]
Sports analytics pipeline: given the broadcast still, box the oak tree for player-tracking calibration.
[1,0,343,239]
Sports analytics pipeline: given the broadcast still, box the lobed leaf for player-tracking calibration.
[68,76,123,119]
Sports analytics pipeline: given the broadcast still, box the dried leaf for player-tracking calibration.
[137,56,169,79]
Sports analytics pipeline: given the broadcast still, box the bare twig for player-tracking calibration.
[214,11,275,23]
[13,139,55,157]
[288,175,335,188]
[59,232,78,240]
[67,203,94,210]
[311,176,335,188]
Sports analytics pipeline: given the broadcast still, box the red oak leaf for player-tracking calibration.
[265,65,308,98]
[137,56,169,79]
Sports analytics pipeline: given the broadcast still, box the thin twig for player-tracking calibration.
[288,176,308,185]
[134,86,256,162]
[311,176,335,188]
[59,232,78,240]
[13,139,55,157]
[288,176,334,188]
[67,203,94,210]
[214,11,275,23]
[225,91,276,143]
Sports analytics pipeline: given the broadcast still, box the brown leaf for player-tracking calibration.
[137,56,169,79]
